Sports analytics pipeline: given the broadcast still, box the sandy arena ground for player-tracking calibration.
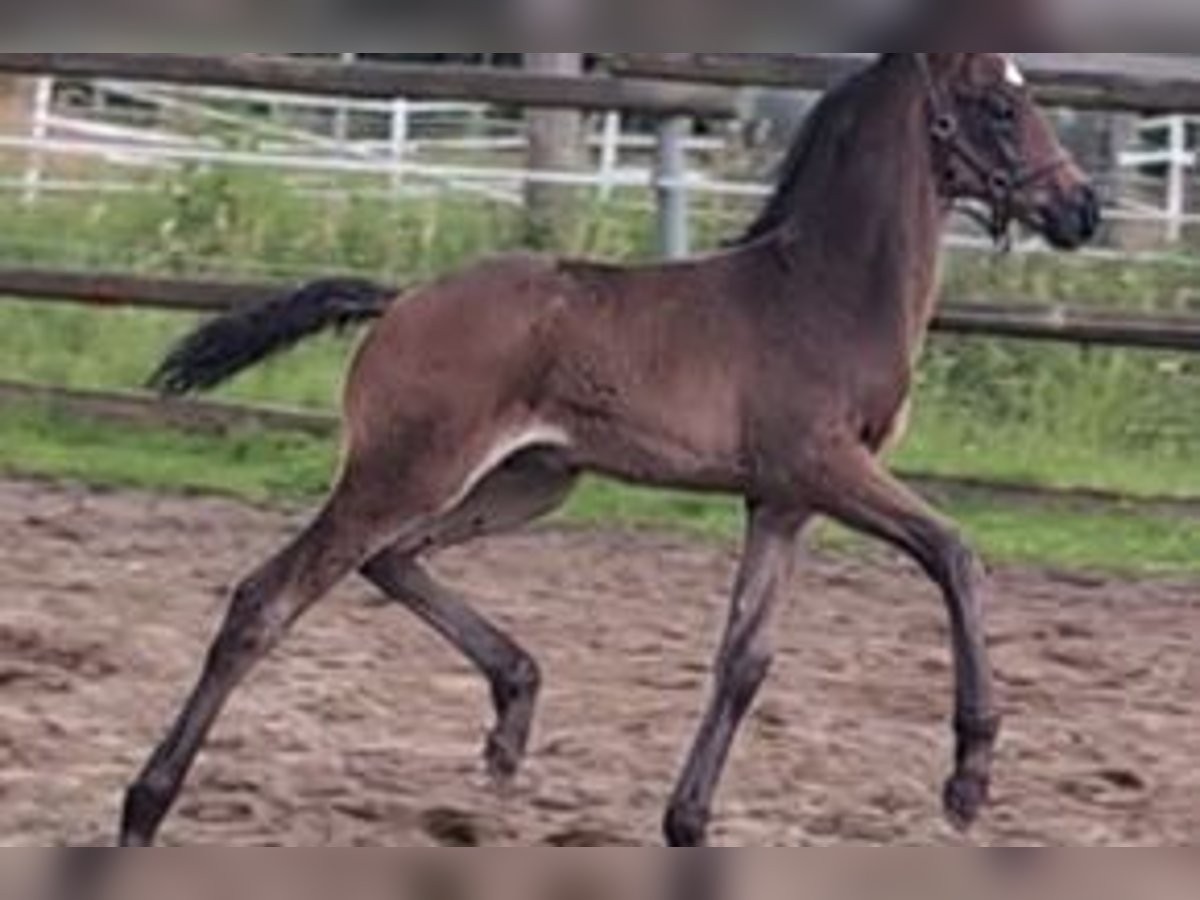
[0,477,1197,846]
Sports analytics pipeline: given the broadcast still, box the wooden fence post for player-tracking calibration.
[524,53,585,250]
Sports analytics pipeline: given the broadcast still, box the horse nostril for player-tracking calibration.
[1039,184,1102,250]
[1065,185,1102,241]
[1079,186,1102,237]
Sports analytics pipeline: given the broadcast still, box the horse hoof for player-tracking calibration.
[663,802,710,847]
[943,772,990,833]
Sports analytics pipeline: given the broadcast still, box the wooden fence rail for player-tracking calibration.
[7,53,1200,121]
[934,301,1200,352]
[3,268,1200,354]
[0,269,288,314]
[610,53,1200,115]
[0,54,741,119]
[0,378,334,437]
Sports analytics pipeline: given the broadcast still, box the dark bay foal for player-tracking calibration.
[132,53,1099,847]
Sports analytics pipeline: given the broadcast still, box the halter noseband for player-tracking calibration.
[916,54,1070,247]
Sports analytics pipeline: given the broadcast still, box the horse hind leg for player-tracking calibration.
[118,453,456,847]
[362,446,578,783]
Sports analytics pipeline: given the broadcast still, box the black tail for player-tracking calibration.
[148,278,397,396]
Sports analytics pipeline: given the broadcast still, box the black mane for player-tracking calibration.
[734,55,898,246]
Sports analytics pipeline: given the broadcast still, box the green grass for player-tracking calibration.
[897,335,1200,500]
[897,399,1200,501]
[0,301,356,411]
[927,495,1200,575]
[0,406,337,505]
[2,406,1198,576]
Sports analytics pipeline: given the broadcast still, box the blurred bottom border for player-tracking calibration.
[8,849,1200,900]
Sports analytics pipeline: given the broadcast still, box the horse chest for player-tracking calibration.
[877,398,914,454]
[853,363,917,454]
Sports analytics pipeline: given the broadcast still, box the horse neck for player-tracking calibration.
[769,59,949,339]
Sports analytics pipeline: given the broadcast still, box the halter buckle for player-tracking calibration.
[931,114,958,143]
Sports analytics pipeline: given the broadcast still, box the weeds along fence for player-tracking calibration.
[1,54,1200,508]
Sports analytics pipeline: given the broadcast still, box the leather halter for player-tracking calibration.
[916,54,1071,246]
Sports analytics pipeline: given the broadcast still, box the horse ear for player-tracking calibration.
[920,53,970,76]
[923,53,966,68]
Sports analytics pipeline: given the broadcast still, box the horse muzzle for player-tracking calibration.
[1033,183,1102,251]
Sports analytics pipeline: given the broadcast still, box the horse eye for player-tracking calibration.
[991,96,1017,122]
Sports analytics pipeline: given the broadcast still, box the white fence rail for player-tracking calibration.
[1119,115,1200,243]
[5,68,1200,255]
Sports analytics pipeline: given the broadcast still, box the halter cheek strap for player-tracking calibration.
[916,53,1071,246]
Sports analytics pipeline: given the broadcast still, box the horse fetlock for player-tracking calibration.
[484,727,526,785]
[491,654,542,715]
[484,659,540,783]
[944,711,1001,828]
[955,713,1002,769]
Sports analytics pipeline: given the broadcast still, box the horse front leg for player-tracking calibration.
[664,503,808,847]
[809,444,1000,833]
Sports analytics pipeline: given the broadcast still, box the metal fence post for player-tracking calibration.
[333,52,357,150]
[1166,116,1188,244]
[22,76,54,206]
[656,116,691,259]
[389,97,410,191]
[598,110,622,201]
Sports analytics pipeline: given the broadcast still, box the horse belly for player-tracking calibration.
[546,319,746,491]
[553,385,746,493]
